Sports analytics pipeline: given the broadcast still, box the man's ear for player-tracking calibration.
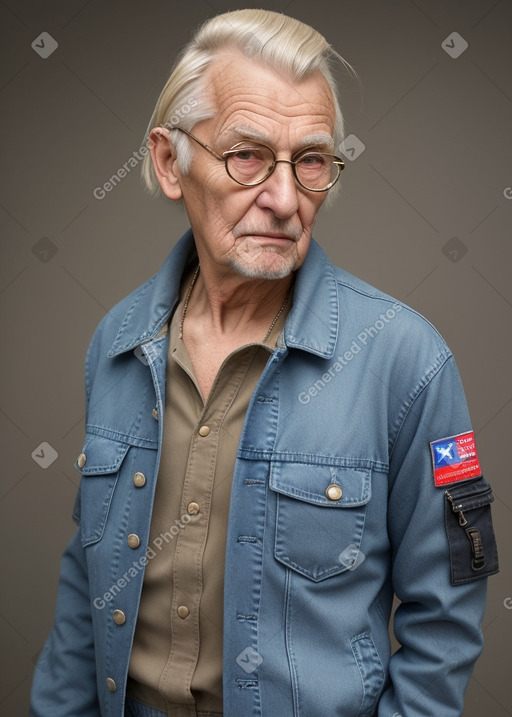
[147,127,183,200]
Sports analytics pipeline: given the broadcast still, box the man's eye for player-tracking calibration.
[298,154,325,167]
[233,149,263,161]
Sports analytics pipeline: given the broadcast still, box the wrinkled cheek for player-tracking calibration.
[293,234,311,269]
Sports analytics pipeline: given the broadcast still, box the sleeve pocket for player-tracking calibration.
[74,434,130,547]
[444,476,499,584]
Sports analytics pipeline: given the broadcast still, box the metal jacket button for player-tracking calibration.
[133,472,146,487]
[113,609,126,625]
[77,453,86,468]
[127,534,140,549]
[326,484,342,501]
[106,677,116,692]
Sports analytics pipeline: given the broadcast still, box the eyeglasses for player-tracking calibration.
[168,126,344,192]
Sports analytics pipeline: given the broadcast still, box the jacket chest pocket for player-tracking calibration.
[269,461,371,582]
[74,434,130,548]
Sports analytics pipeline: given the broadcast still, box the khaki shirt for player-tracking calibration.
[127,268,291,716]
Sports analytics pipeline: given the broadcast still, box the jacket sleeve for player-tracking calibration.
[30,331,103,716]
[378,355,497,716]
[29,527,101,715]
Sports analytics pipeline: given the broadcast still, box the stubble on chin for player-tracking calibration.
[226,241,299,280]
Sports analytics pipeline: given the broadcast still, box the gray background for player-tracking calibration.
[1,0,511,714]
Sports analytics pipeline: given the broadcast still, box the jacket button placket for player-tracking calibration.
[226,363,282,713]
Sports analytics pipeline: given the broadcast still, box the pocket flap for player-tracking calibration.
[269,462,371,507]
[74,434,130,475]
[445,477,494,512]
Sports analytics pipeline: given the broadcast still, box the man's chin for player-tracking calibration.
[226,251,297,280]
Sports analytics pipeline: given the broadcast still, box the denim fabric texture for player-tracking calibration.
[124,696,167,716]
[31,230,497,717]
[124,696,223,717]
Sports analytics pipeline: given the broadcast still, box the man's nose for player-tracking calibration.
[255,160,300,219]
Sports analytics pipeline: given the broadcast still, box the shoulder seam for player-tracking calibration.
[335,275,447,345]
[389,351,453,460]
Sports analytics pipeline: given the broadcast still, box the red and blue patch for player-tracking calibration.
[430,431,482,487]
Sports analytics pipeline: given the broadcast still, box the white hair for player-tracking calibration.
[141,9,358,198]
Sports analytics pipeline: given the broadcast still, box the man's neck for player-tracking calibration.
[184,264,294,338]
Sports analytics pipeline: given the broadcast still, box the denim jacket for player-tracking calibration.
[31,230,498,716]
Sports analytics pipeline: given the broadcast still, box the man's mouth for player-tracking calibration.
[242,233,296,243]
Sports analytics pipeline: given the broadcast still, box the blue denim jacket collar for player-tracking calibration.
[106,229,339,360]
[107,231,192,358]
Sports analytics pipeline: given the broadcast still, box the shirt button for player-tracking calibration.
[152,407,158,420]
[127,533,141,549]
[187,502,200,515]
[77,452,86,468]
[113,609,126,625]
[177,605,190,619]
[326,484,343,501]
[133,472,146,487]
[106,677,117,692]
[198,425,211,437]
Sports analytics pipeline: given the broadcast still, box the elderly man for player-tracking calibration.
[31,9,498,717]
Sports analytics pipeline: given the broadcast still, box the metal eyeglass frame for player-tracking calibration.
[167,126,345,192]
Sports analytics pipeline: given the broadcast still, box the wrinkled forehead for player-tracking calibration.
[201,50,336,142]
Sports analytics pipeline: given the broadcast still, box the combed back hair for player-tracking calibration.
[141,9,357,197]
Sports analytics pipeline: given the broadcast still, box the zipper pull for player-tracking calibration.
[445,490,468,526]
